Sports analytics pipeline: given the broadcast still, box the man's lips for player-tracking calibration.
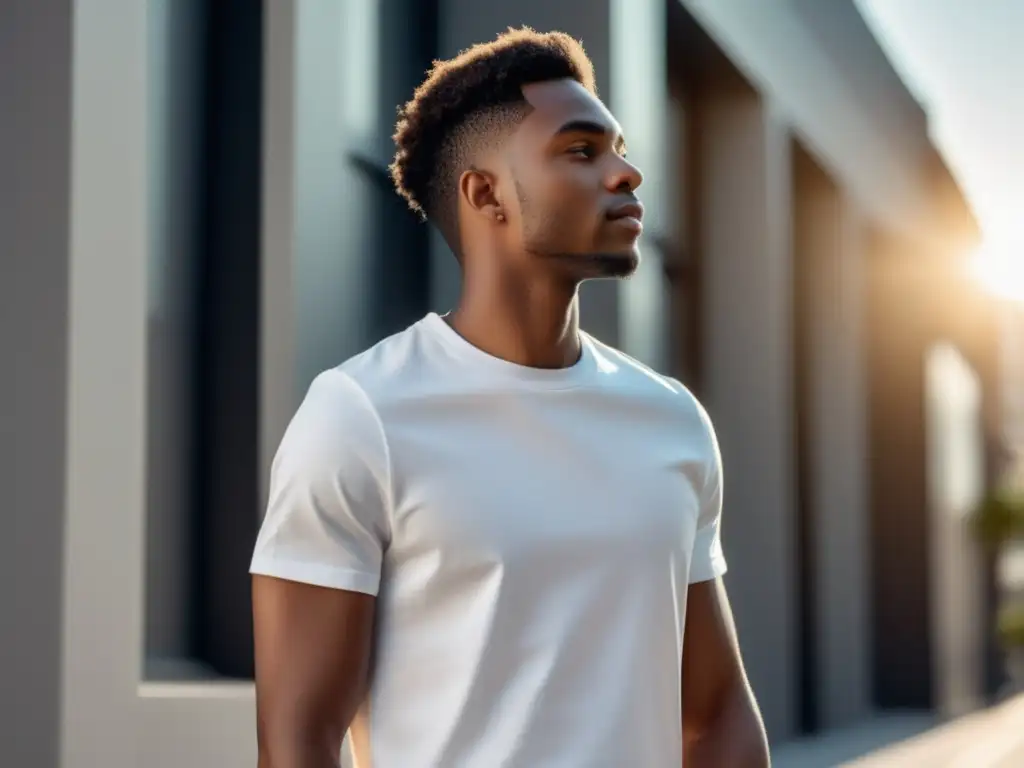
[607,201,645,222]
[606,201,644,234]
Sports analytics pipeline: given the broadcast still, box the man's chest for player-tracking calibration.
[382,396,706,575]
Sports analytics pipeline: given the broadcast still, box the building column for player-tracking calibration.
[261,0,436,491]
[867,235,996,712]
[609,0,672,370]
[434,0,671,368]
[866,231,934,709]
[793,147,872,729]
[1,2,75,765]
[695,85,798,740]
[925,343,986,717]
[62,1,151,765]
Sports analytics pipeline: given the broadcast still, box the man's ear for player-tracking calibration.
[459,167,505,222]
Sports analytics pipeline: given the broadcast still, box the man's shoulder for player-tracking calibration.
[302,316,441,418]
[285,320,434,460]
[582,332,715,433]
[335,320,428,389]
[583,333,688,398]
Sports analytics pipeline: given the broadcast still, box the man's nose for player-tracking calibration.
[607,156,643,193]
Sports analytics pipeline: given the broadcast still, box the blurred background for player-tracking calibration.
[4,0,1024,766]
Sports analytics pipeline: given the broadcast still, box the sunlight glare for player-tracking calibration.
[968,239,1024,303]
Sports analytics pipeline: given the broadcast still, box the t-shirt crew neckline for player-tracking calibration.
[423,311,598,390]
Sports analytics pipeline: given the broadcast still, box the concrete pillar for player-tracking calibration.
[925,344,985,717]
[866,231,934,709]
[793,147,871,728]
[434,0,671,367]
[1,2,74,764]
[610,0,672,370]
[262,0,437,492]
[1001,305,1024,446]
[260,0,301,491]
[61,2,151,765]
[696,85,798,740]
[262,0,372,475]
[291,0,374,388]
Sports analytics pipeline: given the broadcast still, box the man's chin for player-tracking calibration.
[545,249,640,280]
[582,249,640,279]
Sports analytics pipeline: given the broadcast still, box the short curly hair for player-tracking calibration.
[390,27,596,249]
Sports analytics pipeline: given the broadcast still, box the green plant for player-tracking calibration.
[970,487,1024,551]
[997,604,1024,649]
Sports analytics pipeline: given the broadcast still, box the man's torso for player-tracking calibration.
[338,315,713,766]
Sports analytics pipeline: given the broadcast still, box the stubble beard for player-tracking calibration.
[515,181,639,281]
[538,249,640,280]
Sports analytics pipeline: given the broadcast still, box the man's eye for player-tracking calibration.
[567,145,595,159]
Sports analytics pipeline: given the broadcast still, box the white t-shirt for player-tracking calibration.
[250,312,727,767]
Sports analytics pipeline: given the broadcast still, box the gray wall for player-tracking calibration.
[61,1,150,763]
[695,80,799,740]
[1,2,73,764]
[793,145,872,728]
[261,0,436,495]
[866,230,935,708]
[678,0,938,241]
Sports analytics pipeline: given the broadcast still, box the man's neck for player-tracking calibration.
[447,277,582,370]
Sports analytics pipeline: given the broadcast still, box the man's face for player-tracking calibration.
[502,79,645,280]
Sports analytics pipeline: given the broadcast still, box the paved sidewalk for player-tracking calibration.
[773,695,1024,767]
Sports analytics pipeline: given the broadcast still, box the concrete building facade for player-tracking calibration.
[2,0,992,765]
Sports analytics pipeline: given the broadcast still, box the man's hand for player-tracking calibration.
[253,575,376,768]
[682,578,770,767]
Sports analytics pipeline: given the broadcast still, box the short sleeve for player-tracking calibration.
[249,369,392,595]
[688,401,728,584]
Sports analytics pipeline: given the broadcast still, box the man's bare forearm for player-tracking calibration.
[256,732,344,768]
[257,748,341,768]
[683,683,770,767]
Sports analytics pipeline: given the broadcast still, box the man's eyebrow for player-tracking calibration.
[553,119,627,153]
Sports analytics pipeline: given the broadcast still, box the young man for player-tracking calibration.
[251,27,769,768]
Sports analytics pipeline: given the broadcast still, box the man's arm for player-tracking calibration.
[253,576,375,768]
[682,578,770,767]
[250,370,392,767]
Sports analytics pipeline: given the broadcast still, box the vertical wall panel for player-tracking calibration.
[793,145,871,729]
[62,1,150,763]
[697,87,799,740]
[0,1,73,763]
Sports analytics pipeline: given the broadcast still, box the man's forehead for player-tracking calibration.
[517,79,622,139]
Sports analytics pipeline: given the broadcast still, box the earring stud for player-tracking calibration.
[496,212,505,222]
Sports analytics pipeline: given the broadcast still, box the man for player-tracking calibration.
[251,27,769,768]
